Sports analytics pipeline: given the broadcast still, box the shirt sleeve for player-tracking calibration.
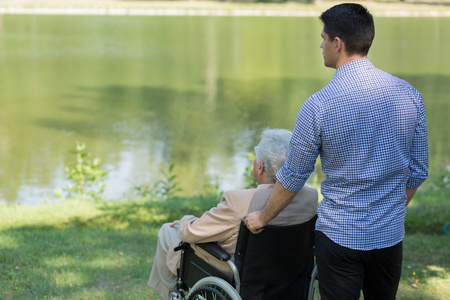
[177,191,238,243]
[407,93,429,189]
[277,96,321,192]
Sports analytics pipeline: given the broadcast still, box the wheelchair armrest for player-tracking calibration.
[174,241,188,252]
[197,242,231,261]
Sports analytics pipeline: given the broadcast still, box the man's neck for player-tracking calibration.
[335,54,367,69]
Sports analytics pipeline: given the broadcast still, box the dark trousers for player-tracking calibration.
[315,231,403,300]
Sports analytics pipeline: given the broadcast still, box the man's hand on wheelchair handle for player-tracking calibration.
[244,211,266,234]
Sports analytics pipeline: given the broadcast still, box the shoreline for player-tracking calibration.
[1,1,450,17]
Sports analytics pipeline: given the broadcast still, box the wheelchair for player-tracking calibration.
[170,215,320,300]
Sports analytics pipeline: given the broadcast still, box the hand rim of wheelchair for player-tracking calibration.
[187,276,242,300]
[188,285,228,300]
[307,264,319,300]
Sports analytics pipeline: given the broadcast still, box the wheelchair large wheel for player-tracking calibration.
[187,277,242,300]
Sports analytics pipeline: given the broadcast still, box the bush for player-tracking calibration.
[55,142,108,201]
[405,168,450,234]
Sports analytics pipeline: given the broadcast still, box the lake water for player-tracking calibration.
[0,15,449,205]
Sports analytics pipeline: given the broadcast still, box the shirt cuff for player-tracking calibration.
[276,166,307,193]
[406,177,426,189]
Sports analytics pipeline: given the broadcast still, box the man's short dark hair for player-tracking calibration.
[320,3,375,56]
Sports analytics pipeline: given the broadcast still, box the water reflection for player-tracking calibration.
[0,15,448,204]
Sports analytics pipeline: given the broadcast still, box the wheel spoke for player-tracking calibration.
[187,277,241,300]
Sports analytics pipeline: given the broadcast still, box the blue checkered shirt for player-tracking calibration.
[277,58,429,250]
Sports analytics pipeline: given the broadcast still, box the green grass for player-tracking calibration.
[398,182,450,299]
[0,188,448,300]
[405,183,450,234]
[399,234,449,300]
[0,197,217,300]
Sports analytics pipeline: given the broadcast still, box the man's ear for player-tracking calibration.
[258,161,265,176]
[334,37,344,53]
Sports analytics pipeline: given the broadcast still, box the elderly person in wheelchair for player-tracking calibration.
[148,128,318,300]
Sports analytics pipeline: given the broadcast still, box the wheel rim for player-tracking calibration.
[188,285,228,300]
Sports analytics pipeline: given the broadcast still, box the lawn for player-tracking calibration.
[0,184,448,300]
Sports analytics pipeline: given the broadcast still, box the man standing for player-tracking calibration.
[245,3,428,300]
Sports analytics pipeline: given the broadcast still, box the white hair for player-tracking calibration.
[254,128,292,183]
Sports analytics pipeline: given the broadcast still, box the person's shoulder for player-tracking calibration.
[306,76,346,106]
[309,82,332,99]
[368,62,418,89]
[378,70,423,99]
[221,188,258,213]
[393,74,421,94]
[222,188,257,201]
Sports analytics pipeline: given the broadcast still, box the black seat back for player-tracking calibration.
[235,215,317,300]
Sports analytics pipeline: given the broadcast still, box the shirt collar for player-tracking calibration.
[334,58,373,80]
[257,184,275,190]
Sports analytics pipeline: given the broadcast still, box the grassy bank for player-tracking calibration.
[1,187,449,300]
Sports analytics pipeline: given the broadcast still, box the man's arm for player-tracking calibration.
[406,187,417,206]
[244,181,296,234]
[406,91,428,200]
[177,190,246,243]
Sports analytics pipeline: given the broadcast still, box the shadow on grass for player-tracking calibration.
[0,195,219,298]
[70,195,220,231]
[400,233,450,300]
[0,226,152,299]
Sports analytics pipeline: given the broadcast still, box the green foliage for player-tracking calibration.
[244,152,258,189]
[406,200,450,234]
[405,168,450,235]
[55,142,108,201]
[135,162,181,200]
[134,162,222,202]
[433,165,450,190]
[200,176,223,199]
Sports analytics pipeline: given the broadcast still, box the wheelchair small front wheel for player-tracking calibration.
[188,277,242,300]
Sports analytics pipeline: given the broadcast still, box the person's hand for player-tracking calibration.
[244,211,265,234]
[170,220,180,227]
